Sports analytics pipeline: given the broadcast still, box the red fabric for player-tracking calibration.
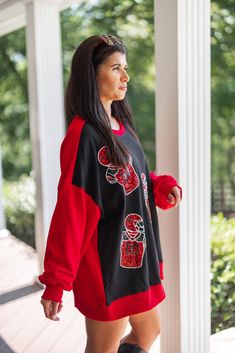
[150,172,182,210]
[74,282,166,321]
[72,205,166,321]
[159,261,164,280]
[73,225,166,321]
[38,117,168,319]
[38,119,101,303]
[38,185,101,303]
[40,284,63,303]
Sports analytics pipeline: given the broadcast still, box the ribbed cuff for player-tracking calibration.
[160,177,182,200]
[41,284,64,303]
[150,173,182,210]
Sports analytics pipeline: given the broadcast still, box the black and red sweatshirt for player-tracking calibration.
[38,115,182,321]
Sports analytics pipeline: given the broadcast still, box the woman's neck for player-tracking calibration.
[100,98,119,129]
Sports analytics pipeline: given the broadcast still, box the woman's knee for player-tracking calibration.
[132,324,160,338]
[132,319,160,346]
[85,316,128,353]
[85,340,119,353]
[126,306,161,349]
[119,325,160,353]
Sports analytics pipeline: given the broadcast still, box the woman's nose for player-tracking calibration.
[122,71,130,82]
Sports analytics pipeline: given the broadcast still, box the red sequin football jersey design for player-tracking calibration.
[97,145,139,195]
[120,213,146,269]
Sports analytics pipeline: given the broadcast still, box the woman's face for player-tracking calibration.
[96,51,130,102]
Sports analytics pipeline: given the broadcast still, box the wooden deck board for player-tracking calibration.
[48,314,86,353]
[19,294,78,353]
[2,232,233,353]
[0,233,161,353]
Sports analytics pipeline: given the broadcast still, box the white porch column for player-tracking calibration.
[24,0,65,274]
[154,1,211,353]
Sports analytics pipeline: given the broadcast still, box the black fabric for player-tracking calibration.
[117,343,148,353]
[72,122,163,306]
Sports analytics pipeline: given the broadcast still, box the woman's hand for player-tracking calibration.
[40,298,63,321]
[167,186,182,207]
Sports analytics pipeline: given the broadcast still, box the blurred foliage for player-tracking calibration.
[3,174,35,248]
[0,29,30,180]
[0,0,233,184]
[211,1,235,212]
[210,212,235,333]
[0,0,156,180]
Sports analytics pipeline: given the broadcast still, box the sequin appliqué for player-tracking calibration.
[98,146,139,195]
[141,173,152,222]
[120,213,146,269]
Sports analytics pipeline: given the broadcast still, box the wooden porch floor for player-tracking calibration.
[0,232,160,353]
[0,231,234,353]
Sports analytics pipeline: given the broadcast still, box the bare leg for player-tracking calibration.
[120,306,161,351]
[84,315,129,353]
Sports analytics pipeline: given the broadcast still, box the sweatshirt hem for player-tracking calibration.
[73,283,166,321]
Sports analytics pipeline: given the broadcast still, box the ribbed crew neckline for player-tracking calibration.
[112,119,125,136]
[73,115,126,136]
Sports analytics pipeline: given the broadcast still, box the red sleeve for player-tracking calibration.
[38,121,101,303]
[150,171,182,210]
[38,184,100,302]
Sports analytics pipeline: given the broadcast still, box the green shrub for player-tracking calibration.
[3,174,35,248]
[210,212,235,333]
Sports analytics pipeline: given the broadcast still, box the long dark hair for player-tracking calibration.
[65,34,139,167]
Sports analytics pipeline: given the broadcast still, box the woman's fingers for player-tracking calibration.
[40,299,61,321]
[50,301,60,321]
[168,186,182,206]
[57,302,63,313]
[41,299,52,319]
[168,193,175,204]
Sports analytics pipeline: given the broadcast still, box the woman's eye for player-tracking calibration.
[113,66,128,71]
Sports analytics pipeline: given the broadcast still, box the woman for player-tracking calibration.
[39,34,182,353]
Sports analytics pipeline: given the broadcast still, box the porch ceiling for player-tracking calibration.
[0,0,80,36]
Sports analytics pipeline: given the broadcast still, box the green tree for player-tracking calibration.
[0,0,156,184]
[211,212,235,333]
[211,1,235,213]
[0,28,30,180]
